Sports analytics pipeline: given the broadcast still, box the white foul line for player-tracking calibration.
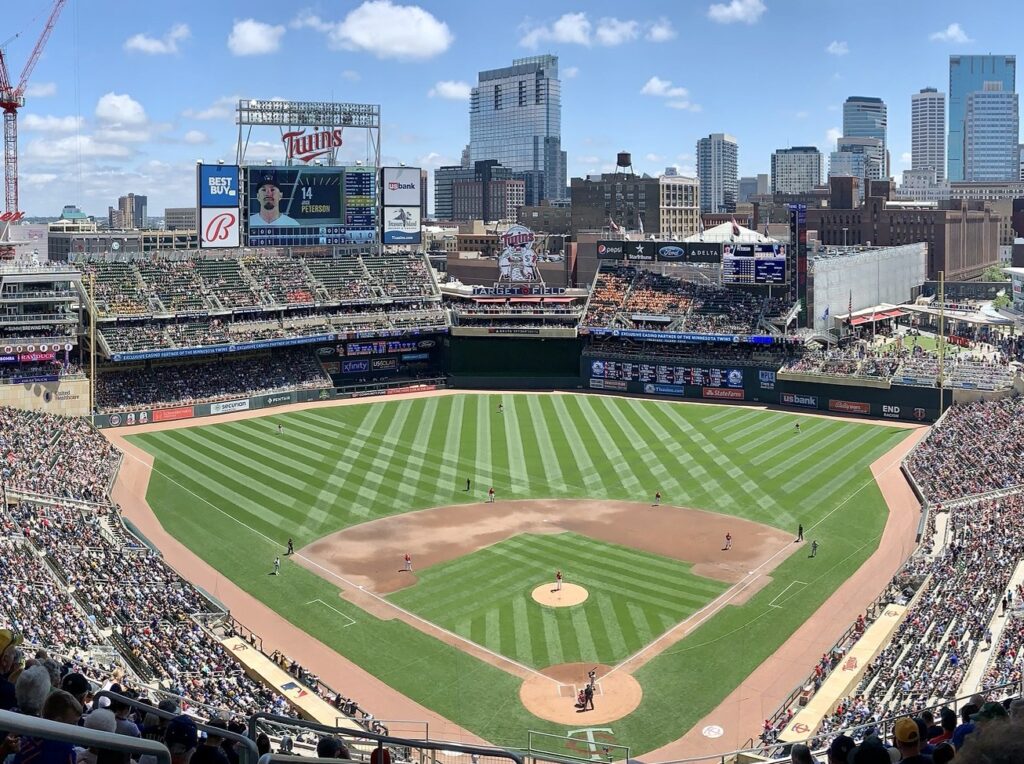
[305,598,357,627]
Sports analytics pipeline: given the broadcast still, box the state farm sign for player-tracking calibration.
[282,128,343,163]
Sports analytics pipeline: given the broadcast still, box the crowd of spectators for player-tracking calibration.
[581,265,784,335]
[783,348,903,379]
[762,490,1024,757]
[906,396,1024,502]
[95,349,331,412]
[0,407,119,501]
[0,362,81,382]
[583,339,800,367]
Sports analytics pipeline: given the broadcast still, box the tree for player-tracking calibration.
[982,265,1009,282]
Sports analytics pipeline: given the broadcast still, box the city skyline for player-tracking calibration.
[7,0,1024,216]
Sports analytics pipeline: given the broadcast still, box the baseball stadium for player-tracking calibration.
[3,100,1024,764]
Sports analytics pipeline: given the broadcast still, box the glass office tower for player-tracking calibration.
[948,55,1016,181]
[469,55,567,202]
[842,97,888,179]
[963,83,1020,181]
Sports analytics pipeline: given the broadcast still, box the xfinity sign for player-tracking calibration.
[382,167,422,206]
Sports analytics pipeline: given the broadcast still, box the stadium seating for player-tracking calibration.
[136,260,211,314]
[95,349,331,412]
[242,255,319,305]
[363,253,434,298]
[906,396,1024,502]
[80,261,151,316]
[303,257,375,301]
[196,258,261,309]
[581,265,785,335]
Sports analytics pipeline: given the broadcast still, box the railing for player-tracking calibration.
[251,713,522,764]
[94,691,259,764]
[0,709,171,764]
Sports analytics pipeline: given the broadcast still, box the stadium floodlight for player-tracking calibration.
[218,159,224,166]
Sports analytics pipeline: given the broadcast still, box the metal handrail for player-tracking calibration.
[249,713,522,764]
[0,710,171,764]
[93,691,259,764]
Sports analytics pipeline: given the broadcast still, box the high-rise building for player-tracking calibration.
[829,137,883,202]
[115,193,147,229]
[912,87,946,182]
[770,146,823,194]
[738,176,758,202]
[420,169,429,220]
[949,55,1016,181]
[658,175,700,238]
[569,172,661,237]
[434,160,525,221]
[164,207,197,230]
[696,133,738,213]
[963,83,1019,181]
[842,97,888,178]
[469,55,566,202]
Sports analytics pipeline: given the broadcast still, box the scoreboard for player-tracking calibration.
[721,244,788,285]
[589,360,743,388]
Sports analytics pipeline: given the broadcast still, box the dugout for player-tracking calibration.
[446,335,583,389]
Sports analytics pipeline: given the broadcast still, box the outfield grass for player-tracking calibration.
[130,393,909,754]
[388,532,728,667]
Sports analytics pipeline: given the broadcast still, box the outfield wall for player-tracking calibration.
[581,356,954,422]
[93,381,443,428]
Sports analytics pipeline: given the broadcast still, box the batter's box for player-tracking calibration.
[558,684,575,698]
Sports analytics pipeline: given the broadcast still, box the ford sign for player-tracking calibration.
[658,246,685,260]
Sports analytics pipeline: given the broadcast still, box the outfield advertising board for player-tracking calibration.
[200,208,240,248]
[382,206,421,244]
[210,399,251,415]
[381,167,422,206]
[596,241,723,263]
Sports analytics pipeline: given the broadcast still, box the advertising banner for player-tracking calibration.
[342,359,370,374]
[596,241,723,263]
[260,392,296,408]
[198,164,240,207]
[0,355,15,363]
[584,328,773,344]
[382,206,422,244]
[200,207,240,249]
[596,241,625,260]
[828,399,871,415]
[781,392,818,408]
[152,406,194,423]
[759,370,776,390]
[381,167,422,207]
[11,375,59,384]
[210,399,251,415]
[19,352,56,363]
[371,358,398,371]
[703,387,744,400]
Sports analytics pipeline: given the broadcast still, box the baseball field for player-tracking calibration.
[126,392,912,755]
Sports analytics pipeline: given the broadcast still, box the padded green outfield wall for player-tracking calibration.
[446,336,584,379]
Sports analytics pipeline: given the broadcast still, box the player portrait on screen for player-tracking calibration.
[249,172,298,226]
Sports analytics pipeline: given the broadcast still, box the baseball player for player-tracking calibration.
[797,524,804,542]
[795,422,801,434]
[654,491,661,506]
[554,570,563,592]
[497,402,504,414]
[272,557,281,575]
[724,532,732,550]
[404,553,412,572]
[286,538,294,556]
[488,487,495,503]
[810,540,819,558]
[278,424,283,435]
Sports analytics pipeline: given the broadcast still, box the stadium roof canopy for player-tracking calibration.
[683,222,777,243]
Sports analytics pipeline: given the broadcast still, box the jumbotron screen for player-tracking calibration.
[245,166,376,246]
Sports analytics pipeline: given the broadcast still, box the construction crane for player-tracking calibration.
[0,0,68,217]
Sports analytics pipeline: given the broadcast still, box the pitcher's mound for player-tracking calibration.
[520,663,642,724]
[532,582,588,607]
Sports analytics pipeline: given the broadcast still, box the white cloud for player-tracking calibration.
[94,127,151,143]
[428,80,471,100]
[595,18,639,46]
[900,152,912,166]
[183,95,239,121]
[676,153,694,162]
[297,2,453,60]
[641,76,687,98]
[25,82,56,98]
[95,93,147,126]
[826,40,848,56]
[417,151,454,170]
[645,153,664,162]
[124,23,190,55]
[228,19,285,56]
[707,0,766,25]
[341,69,361,81]
[21,173,58,186]
[647,18,676,42]
[22,114,83,133]
[520,12,591,47]
[563,66,579,79]
[667,101,702,112]
[577,155,600,164]
[930,22,972,43]
[24,135,133,162]
[183,130,209,145]
[826,127,842,147]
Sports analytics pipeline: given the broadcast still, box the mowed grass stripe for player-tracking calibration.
[525,396,569,493]
[780,427,893,493]
[558,395,627,496]
[600,397,684,496]
[548,396,605,494]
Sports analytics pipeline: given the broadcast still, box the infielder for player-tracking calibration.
[724,532,732,550]
[272,557,281,575]
[404,553,412,572]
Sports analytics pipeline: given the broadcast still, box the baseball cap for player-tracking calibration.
[894,717,920,745]
[158,699,180,715]
[258,172,281,190]
[0,628,23,655]
[165,715,199,750]
[84,709,117,734]
[828,735,856,760]
[60,673,92,698]
[970,701,1009,722]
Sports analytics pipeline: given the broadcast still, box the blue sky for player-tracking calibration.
[7,0,1019,216]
